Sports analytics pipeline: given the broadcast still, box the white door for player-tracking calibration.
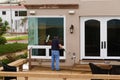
[80,17,120,60]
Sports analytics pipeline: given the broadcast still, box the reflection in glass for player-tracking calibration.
[28,18,38,45]
[32,49,46,56]
[38,18,64,45]
[85,20,100,56]
[107,19,120,56]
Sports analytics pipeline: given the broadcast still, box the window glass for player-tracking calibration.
[2,11,6,15]
[38,18,64,45]
[32,49,46,56]
[15,11,18,16]
[28,18,38,45]
[19,11,27,16]
[107,19,120,56]
[85,20,100,56]
[28,17,64,45]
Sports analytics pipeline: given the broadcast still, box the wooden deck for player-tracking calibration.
[1,65,120,80]
[1,59,120,80]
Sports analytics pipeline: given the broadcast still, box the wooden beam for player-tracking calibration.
[0,72,120,79]
[28,47,32,70]
[8,59,27,67]
[0,59,27,71]
[24,4,79,9]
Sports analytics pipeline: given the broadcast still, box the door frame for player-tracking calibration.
[80,17,120,60]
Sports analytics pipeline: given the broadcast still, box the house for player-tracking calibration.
[0,0,25,3]
[0,2,27,33]
[24,0,120,66]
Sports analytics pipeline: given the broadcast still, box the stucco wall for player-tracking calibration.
[27,9,80,66]
[25,0,120,16]
[80,0,120,16]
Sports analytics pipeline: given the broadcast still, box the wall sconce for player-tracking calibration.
[30,11,36,15]
[68,10,75,15]
[70,24,74,34]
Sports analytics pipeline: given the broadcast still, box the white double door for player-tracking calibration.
[81,17,120,59]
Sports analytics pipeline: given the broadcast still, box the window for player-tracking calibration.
[19,11,27,16]
[32,49,46,56]
[107,19,120,56]
[28,17,64,46]
[28,16,65,58]
[85,20,100,56]
[38,18,64,45]
[2,11,6,15]
[15,11,27,16]
[15,11,18,16]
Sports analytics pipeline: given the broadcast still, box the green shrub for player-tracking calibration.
[0,53,28,65]
[0,36,7,45]
[16,52,28,59]
[0,58,11,64]
[0,43,28,56]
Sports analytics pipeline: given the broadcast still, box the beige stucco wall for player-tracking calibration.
[27,9,80,66]
[25,0,120,66]
[25,0,120,16]
[80,0,120,16]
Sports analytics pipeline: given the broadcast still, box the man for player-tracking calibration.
[51,36,63,71]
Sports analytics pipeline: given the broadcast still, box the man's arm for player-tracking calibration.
[59,44,64,49]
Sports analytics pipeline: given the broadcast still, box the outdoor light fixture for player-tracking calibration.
[30,11,36,15]
[70,24,74,34]
[68,10,75,15]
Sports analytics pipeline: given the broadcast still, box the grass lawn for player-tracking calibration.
[6,35,28,41]
[0,34,28,64]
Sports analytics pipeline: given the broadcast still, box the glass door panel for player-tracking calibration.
[107,19,120,56]
[85,20,100,56]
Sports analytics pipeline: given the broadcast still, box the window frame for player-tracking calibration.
[28,16,66,59]
[15,11,27,16]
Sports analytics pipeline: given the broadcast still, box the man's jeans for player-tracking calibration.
[51,50,60,70]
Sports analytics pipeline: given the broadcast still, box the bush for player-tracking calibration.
[16,52,28,59]
[0,52,28,65]
[0,58,11,64]
[0,36,7,45]
[0,43,28,56]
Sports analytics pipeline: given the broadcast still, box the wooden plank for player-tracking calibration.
[8,59,27,67]
[0,72,120,79]
[0,59,27,71]
[24,4,79,9]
